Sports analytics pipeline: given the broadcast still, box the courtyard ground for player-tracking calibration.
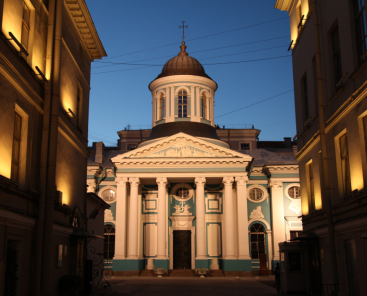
[93,275,298,295]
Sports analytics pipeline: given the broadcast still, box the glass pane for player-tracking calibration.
[178,105,182,117]
[288,252,302,271]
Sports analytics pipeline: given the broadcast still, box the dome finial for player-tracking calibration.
[178,41,188,56]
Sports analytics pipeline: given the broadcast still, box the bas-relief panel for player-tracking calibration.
[147,144,217,158]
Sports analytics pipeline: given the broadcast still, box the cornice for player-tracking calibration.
[64,0,107,60]
[149,75,218,92]
[274,0,296,13]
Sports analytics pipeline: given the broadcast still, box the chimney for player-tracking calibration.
[284,137,292,149]
[95,142,105,163]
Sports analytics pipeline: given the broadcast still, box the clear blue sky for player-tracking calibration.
[86,0,294,146]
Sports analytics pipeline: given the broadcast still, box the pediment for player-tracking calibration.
[111,133,252,162]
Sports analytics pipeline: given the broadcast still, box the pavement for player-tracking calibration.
[91,275,295,296]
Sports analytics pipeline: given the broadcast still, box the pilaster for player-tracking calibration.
[195,177,206,260]
[236,176,250,260]
[156,177,168,259]
[223,176,236,259]
[127,177,140,259]
[114,177,128,260]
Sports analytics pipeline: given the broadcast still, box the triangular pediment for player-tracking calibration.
[111,132,252,162]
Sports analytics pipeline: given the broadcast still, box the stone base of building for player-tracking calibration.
[113,259,145,271]
[222,259,252,271]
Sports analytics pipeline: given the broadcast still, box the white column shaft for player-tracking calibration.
[127,178,140,259]
[195,177,206,259]
[157,177,167,259]
[223,177,236,259]
[269,181,285,261]
[114,177,128,260]
[236,176,250,260]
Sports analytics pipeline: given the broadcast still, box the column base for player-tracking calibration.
[210,258,219,270]
[113,259,144,271]
[223,259,252,271]
[195,259,209,269]
[146,258,154,270]
[154,259,169,270]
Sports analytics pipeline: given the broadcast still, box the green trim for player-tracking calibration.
[249,176,268,180]
[175,117,191,122]
[200,118,211,125]
[112,259,144,271]
[206,222,222,257]
[87,175,95,179]
[271,174,299,178]
[222,260,252,271]
[156,119,165,125]
[195,259,210,269]
[143,223,157,257]
[117,167,247,173]
[154,259,169,270]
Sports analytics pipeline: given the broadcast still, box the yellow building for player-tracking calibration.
[0,0,107,295]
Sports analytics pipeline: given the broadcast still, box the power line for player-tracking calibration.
[92,55,291,75]
[215,89,294,119]
[102,17,289,60]
[258,117,295,128]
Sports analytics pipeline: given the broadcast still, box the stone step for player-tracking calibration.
[139,270,155,277]
[168,269,196,277]
[207,270,225,277]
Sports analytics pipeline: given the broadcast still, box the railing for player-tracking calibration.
[215,124,254,129]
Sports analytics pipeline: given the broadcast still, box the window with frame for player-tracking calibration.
[11,113,22,182]
[339,134,351,196]
[301,75,309,122]
[178,90,188,117]
[353,0,367,63]
[241,143,250,151]
[159,95,165,120]
[104,225,115,260]
[201,94,207,119]
[127,144,136,151]
[331,26,342,87]
[21,2,30,51]
[102,189,116,202]
[307,161,315,212]
[250,223,266,259]
[249,188,263,201]
[76,83,83,128]
[288,186,301,199]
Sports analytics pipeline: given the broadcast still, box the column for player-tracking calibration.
[152,93,155,127]
[269,180,285,262]
[127,177,140,259]
[236,176,250,260]
[196,86,200,121]
[114,177,128,260]
[195,177,206,259]
[267,231,273,271]
[170,87,174,119]
[156,177,167,259]
[223,177,236,259]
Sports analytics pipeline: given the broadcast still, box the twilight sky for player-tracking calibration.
[86,0,294,146]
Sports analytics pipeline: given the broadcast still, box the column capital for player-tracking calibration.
[129,177,140,187]
[194,177,206,186]
[222,176,234,186]
[115,177,128,186]
[269,181,282,190]
[235,176,248,185]
[156,177,167,186]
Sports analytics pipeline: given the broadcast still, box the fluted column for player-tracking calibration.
[156,177,168,259]
[127,177,140,259]
[223,176,236,259]
[269,180,284,262]
[236,176,250,259]
[195,177,206,259]
[114,177,128,260]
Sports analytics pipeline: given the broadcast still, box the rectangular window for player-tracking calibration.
[354,0,367,63]
[331,26,342,86]
[339,134,351,196]
[302,75,309,122]
[178,91,187,117]
[21,2,30,50]
[159,98,165,120]
[288,252,302,271]
[307,161,315,212]
[11,113,22,182]
[76,83,83,128]
[240,143,250,150]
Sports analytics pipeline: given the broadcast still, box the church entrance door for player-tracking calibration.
[173,230,191,269]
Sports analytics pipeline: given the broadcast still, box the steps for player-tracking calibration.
[139,270,155,277]
[168,269,196,277]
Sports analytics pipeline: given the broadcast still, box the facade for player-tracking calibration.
[0,0,107,295]
[275,0,367,295]
[87,42,302,276]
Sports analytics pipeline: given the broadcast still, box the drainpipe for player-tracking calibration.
[312,0,338,288]
[34,0,56,295]
[41,0,63,295]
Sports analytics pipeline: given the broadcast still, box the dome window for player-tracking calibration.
[201,93,210,120]
[178,90,188,118]
[158,94,165,120]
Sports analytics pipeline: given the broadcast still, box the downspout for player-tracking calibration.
[311,0,338,288]
[34,0,56,295]
[41,0,63,295]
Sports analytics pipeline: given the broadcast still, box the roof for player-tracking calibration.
[241,149,298,166]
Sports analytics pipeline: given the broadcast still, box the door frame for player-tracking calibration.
[169,216,195,270]
[173,230,192,269]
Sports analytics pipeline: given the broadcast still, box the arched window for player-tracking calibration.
[250,223,266,259]
[178,90,188,117]
[201,94,207,119]
[104,225,115,260]
[159,95,165,120]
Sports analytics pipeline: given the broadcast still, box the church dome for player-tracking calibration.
[153,42,214,80]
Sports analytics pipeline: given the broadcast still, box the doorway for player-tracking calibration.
[250,223,267,270]
[173,230,191,269]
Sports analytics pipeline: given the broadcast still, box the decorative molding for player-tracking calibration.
[104,209,115,224]
[248,218,271,231]
[149,143,217,158]
[98,185,116,204]
[284,183,301,201]
[156,177,168,187]
[205,193,222,213]
[269,181,283,190]
[289,201,302,215]
[235,176,248,185]
[115,177,128,186]
[247,184,268,203]
[222,176,234,186]
[195,177,206,186]
[129,177,140,187]
[143,193,158,214]
[86,179,96,193]
[250,206,264,219]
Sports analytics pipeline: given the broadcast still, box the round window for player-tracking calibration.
[176,188,190,199]
[288,186,300,199]
[102,189,116,202]
[249,188,264,201]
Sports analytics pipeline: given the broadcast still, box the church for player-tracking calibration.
[86,41,302,275]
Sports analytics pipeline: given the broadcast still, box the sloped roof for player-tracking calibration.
[240,149,298,166]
